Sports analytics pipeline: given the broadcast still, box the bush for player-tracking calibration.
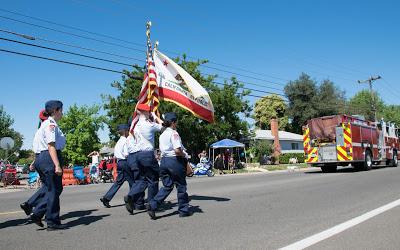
[279,153,305,164]
[252,140,273,161]
[18,158,32,165]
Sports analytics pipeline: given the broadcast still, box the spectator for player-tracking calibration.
[214,153,225,175]
[88,151,100,167]
[198,150,208,163]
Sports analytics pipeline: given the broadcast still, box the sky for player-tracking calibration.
[0,0,399,149]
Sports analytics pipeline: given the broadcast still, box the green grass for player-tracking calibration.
[216,168,262,175]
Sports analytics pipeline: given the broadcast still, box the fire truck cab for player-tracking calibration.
[303,115,399,173]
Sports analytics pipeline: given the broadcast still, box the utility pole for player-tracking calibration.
[357,75,381,122]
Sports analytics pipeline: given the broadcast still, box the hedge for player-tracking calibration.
[279,153,305,164]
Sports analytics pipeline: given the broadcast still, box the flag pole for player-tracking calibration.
[145,21,152,104]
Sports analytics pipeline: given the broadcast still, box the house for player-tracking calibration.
[254,129,304,153]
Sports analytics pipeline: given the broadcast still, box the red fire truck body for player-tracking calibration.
[303,115,399,172]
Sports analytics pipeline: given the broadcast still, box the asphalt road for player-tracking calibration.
[1,166,400,250]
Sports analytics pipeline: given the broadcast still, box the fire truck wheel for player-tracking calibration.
[321,164,337,173]
[362,150,373,171]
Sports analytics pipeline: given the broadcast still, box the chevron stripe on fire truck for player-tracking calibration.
[337,122,353,161]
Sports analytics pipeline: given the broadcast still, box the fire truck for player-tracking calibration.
[303,115,399,172]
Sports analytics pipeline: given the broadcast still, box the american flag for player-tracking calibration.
[129,44,159,133]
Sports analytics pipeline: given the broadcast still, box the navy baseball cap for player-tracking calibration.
[164,112,177,122]
[117,124,129,131]
[45,100,63,112]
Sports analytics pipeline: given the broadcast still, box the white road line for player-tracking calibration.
[280,198,400,250]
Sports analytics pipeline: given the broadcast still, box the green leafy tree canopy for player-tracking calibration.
[347,89,384,121]
[59,104,106,165]
[253,94,288,130]
[284,73,345,134]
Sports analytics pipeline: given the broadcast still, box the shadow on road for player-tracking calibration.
[61,209,97,220]
[305,166,389,174]
[0,217,30,229]
[63,209,110,228]
[305,167,356,174]
[153,195,230,220]
[189,195,231,202]
[155,205,203,220]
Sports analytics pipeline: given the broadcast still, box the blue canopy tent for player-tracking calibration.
[209,139,247,167]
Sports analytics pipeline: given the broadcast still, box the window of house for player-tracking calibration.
[291,143,299,150]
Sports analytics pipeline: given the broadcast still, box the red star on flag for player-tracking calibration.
[163,59,169,66]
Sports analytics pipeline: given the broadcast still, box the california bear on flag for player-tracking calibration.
[153,49,214,123]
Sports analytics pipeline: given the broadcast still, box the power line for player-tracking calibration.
[0,44,283,96]
[0,48,128,75]
[0,28,143,62]
[0,8,144,47]
[0,8,290,84]
[0,15,145,54]
[0,28,286,93]
[0,36,136,67]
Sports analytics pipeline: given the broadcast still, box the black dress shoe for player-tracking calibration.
[47,224,67,231]
[20,202,32,216]
[30,214,44,227]
[179,212,193,218]
[124,196,133,214]
[146,204,156,220]
[100,197,111,208]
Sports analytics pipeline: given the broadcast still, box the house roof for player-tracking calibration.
[254,130,303,141]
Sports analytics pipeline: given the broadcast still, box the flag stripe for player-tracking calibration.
[159,87,214,122]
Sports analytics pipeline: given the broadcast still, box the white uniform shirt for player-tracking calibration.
[32,129,41,154]
[133,117,162,152]
[114,136,128,160]
[37,117,66,152]
[126,134,139,154]
[159,127,184,157]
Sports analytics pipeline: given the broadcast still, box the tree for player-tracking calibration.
[284,73,345,134]
[253,94,288,130]
[316,80,346,116]
[17,149,34,165]
[58,104,106,165]
[0,105,23,162]
[251,140,273,163]
[103,55,252,155]
[347,89,384,121]
[382,105,400,126]
[284,73,319,134]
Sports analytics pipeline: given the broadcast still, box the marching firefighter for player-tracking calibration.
[147,112,192,219]
[100,124,134,208]
[124,103,163,214]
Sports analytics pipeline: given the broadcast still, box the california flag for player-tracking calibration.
[154,49,214,123]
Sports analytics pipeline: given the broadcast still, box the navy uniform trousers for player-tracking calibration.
[32,151,63,226]
[126,153,145,207]
[149,157,189,215]
[26,154,46,208]
[103,159,134,201]
[128,151,159,205]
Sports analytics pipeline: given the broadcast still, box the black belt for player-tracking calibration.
[117,159,127,163]
[40,150,61,153]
